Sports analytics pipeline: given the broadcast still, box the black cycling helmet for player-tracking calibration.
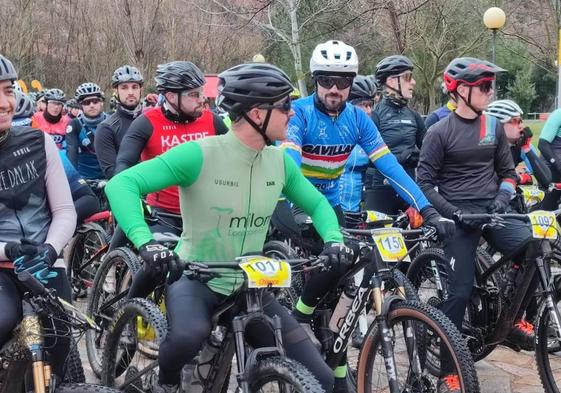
[44,88,66,103]
[217,63,294,115]
[217,62,294,145]
[75,82,104,102]
[0,55,17,82]
[349,75,377,101]
[375,55,413,85]
[443,57,505,93]
[14,91,34,119]
[111,65,144,88]
[154,61,205,93]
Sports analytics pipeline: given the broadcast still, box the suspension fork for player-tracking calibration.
[20,300,51,393]
[371,275,401,393]
[535,244,561,341]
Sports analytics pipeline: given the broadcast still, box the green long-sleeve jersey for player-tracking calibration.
[105,131,343,295]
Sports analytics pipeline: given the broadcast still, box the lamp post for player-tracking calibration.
[252,54,266,63]
[483,7,506,99]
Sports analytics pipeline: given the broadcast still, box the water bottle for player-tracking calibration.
[329,288,355,333]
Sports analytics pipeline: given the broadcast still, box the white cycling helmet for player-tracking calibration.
[484,99,523,123]
[310,40,358,76]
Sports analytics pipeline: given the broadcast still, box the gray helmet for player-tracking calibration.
[75,82,104,102]
[0,55,17,82]
[14,91,34,119]
[217,63,294,115]
[154,61,205,93]
[375,55,414,84]
[443,57,505,93]
[44,88,66,103]
[66,98,80,109]
[111,65,144,87]
[349,75,377,101]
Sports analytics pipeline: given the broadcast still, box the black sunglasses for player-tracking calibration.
[316,75,353,90]
[82,98,102,106]
[258,97,292,113]
[476,80,493,94]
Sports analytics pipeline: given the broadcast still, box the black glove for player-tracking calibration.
[5,238,57,266]
[138,240,185,285]
[320,242,354,269]
[518,127,533,148]
[487,189,512,213]
[420,206,456,240]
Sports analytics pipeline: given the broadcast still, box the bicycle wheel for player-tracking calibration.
[247,356,325,393]
[357,301,479,393]
[86,247,140,378]
[535,287,561,393]
[102,298,167,392]
[407,247,499,363]
[67,226,109,298]
[263,240,303,310]
[63,338,86,383]
[56,383,121,393]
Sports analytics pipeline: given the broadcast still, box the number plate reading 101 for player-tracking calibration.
[239,257,292,288]
[528,211,559,240]
[372,230,409,262]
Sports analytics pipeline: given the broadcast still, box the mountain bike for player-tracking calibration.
[307,225,480,393]
[101,256,328,392]
[0,270,120,393]
[407,209,561,392]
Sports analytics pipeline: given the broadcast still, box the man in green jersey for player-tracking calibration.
[105,63,353,393]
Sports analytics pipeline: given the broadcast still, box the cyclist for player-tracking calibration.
[339,74,377,213]
[36,90,47,112]
[12,88,101,225]
[66,82,107,179]
[538,107,561,209]
[417,57,534,392]
[65,98,81,119]
[12,91,35,127]
[95,65,144,179]
[31,88,71,150]
[363,55,427,214]
[106,62,339,393]
[425,83,457,129]
[0,54,76,382]
[113,61,228,297]
[282,40,454,391]
[485,99,551,188]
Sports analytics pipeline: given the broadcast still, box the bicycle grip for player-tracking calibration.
[17,271,46,296]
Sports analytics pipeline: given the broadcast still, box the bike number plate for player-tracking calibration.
[239,257,292,288]
[528,210,558,240]
[372,230,409,262]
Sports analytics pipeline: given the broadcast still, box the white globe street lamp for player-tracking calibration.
[483,7,506,98]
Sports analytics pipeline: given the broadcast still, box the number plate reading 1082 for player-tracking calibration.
[372,230,409,262]
[239,257,292,288]
[528,211,558,240]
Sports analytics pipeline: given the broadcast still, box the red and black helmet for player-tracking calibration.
[443,57,505,93]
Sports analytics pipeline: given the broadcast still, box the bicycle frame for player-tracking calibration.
[459,211,561,348]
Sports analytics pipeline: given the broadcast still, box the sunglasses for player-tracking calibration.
[258,97,292,113]
[316,75,353,90]
[82,98,102,106]
[356,100,374,108]
[476,80,493,93]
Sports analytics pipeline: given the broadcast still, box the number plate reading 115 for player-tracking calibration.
[372,230,409,262]
[528,211,558,240]
[239,257,292,288]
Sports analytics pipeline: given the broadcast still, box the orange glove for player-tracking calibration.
[405,206,424,229]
